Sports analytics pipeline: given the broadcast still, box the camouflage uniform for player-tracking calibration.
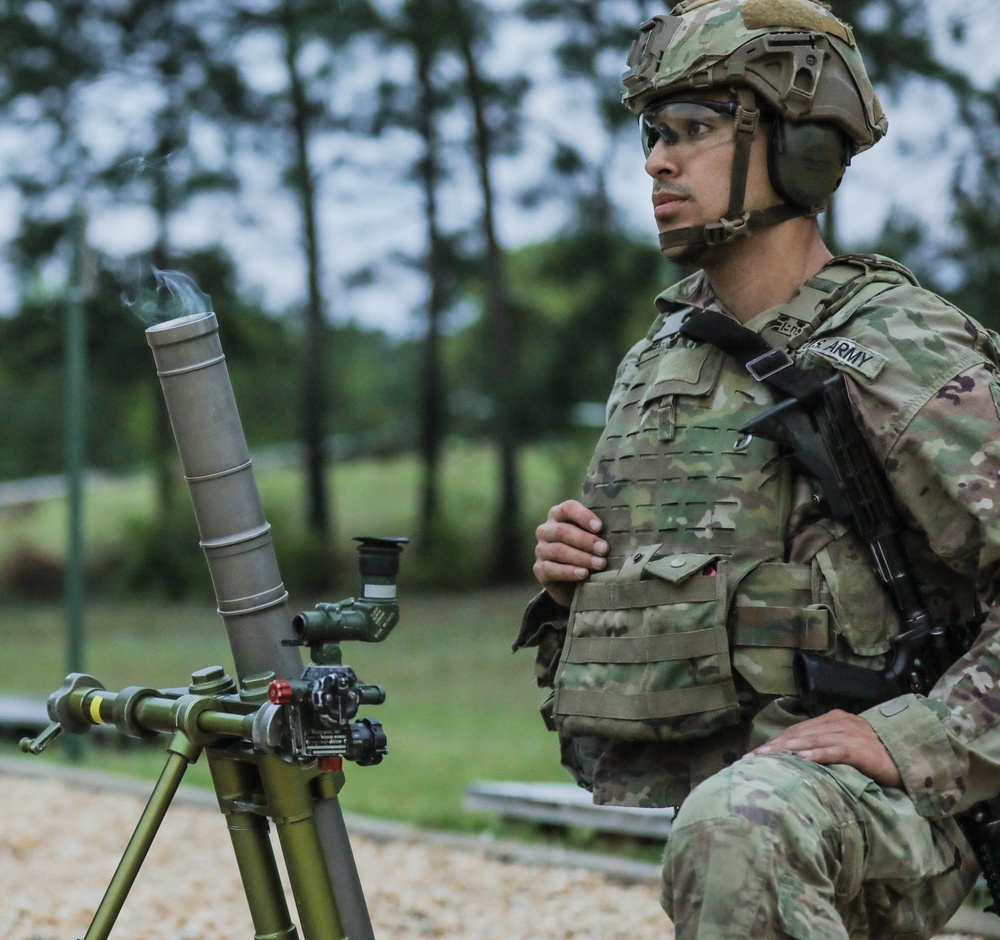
[516,257,1000,935]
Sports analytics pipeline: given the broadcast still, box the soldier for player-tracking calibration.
[516,1,1000,937]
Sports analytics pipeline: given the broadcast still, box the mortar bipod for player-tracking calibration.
[20,669,356,940]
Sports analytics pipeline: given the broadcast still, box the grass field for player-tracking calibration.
[0,437,595,590]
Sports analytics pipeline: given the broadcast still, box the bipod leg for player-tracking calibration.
[258,757,348,940]
[206,749,299,940]
[313,774,376,940]
[83,731,200,940]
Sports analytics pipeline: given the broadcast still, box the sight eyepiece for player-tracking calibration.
[354,537,408,580]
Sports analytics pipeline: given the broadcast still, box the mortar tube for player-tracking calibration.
[145,312,302,683]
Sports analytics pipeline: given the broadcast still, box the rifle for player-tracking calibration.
[19,310,406,940]
[737,371,975,713]
[739,368,999,913]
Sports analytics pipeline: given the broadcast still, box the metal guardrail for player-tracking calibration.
[0,696,49,738]
[464,780,674,841]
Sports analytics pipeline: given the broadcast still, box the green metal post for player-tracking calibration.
[64,211,88,762]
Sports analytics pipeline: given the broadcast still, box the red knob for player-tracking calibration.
[268,679,293,705]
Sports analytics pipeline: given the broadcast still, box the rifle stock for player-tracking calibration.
[793,623,939,715]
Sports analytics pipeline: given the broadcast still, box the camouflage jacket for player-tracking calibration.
[517,255,1000,814]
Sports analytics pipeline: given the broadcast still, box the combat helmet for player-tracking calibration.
[622,0,887,255]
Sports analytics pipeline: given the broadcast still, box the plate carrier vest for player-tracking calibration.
[551,255,917,743]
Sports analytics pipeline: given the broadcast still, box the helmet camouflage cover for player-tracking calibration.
[622,0,887,155]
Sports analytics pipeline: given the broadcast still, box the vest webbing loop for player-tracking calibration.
[555,682,738,722]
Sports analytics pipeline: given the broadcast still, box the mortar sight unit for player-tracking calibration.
[256,536,408,770]
[288,536,408,653]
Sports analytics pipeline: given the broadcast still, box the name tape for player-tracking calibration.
[802,336,887,380]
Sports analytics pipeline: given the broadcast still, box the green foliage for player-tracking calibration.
[272,526,342,595]
[0,440,580,601]
[0,0,996,588]
[0,543,64,601]
[96,509,214,600]
[0,251,424,480]
[0,356,66,478]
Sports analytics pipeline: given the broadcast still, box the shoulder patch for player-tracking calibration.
[801,335,888,381]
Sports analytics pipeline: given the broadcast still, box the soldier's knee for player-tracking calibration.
[663,764,765,905]
[669,755,833,865]
[671,756,777,837]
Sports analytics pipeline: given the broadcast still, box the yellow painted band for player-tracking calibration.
[89,695,105,725]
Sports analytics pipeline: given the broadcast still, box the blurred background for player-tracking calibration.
[0,0,998,833]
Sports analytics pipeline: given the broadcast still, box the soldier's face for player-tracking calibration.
[644,90,779,260]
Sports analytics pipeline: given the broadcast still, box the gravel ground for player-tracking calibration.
[0,761,993,940]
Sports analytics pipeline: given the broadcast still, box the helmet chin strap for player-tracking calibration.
[657,87,810,263]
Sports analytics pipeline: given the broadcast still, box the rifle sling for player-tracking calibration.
[679,310,824,401]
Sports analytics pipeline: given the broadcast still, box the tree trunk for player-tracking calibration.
[282,0,331,539]
[414,37,447,550]
[151,120,182,522]
[453,1,522,582]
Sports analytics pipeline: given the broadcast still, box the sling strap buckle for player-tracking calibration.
[746,347,794,382]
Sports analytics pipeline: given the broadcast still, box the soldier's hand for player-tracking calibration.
[745,709,903,789]
[533,500,608,608]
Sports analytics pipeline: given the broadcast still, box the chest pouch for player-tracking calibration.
[552,550,744,742]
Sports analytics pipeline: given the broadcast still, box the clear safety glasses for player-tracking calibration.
[639,99,740,159]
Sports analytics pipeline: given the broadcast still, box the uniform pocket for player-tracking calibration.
[552,552,743,742]
[640,343,725,404]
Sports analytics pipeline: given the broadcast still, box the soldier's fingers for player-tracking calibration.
[536,519,609,557]
[787,744,850,766]
[745,723,845,757]
[533,557,592,585]
[533,557,598,608]
[534,535,608,571]
[797,708,856,729]
[547,500,603,533]
[748,710,860,755]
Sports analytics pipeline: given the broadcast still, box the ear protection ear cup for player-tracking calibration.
[768,119,849,208]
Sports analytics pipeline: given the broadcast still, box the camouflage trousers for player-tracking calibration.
[661,752,979,940]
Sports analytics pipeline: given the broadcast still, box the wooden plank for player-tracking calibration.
[464,780,674,840]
